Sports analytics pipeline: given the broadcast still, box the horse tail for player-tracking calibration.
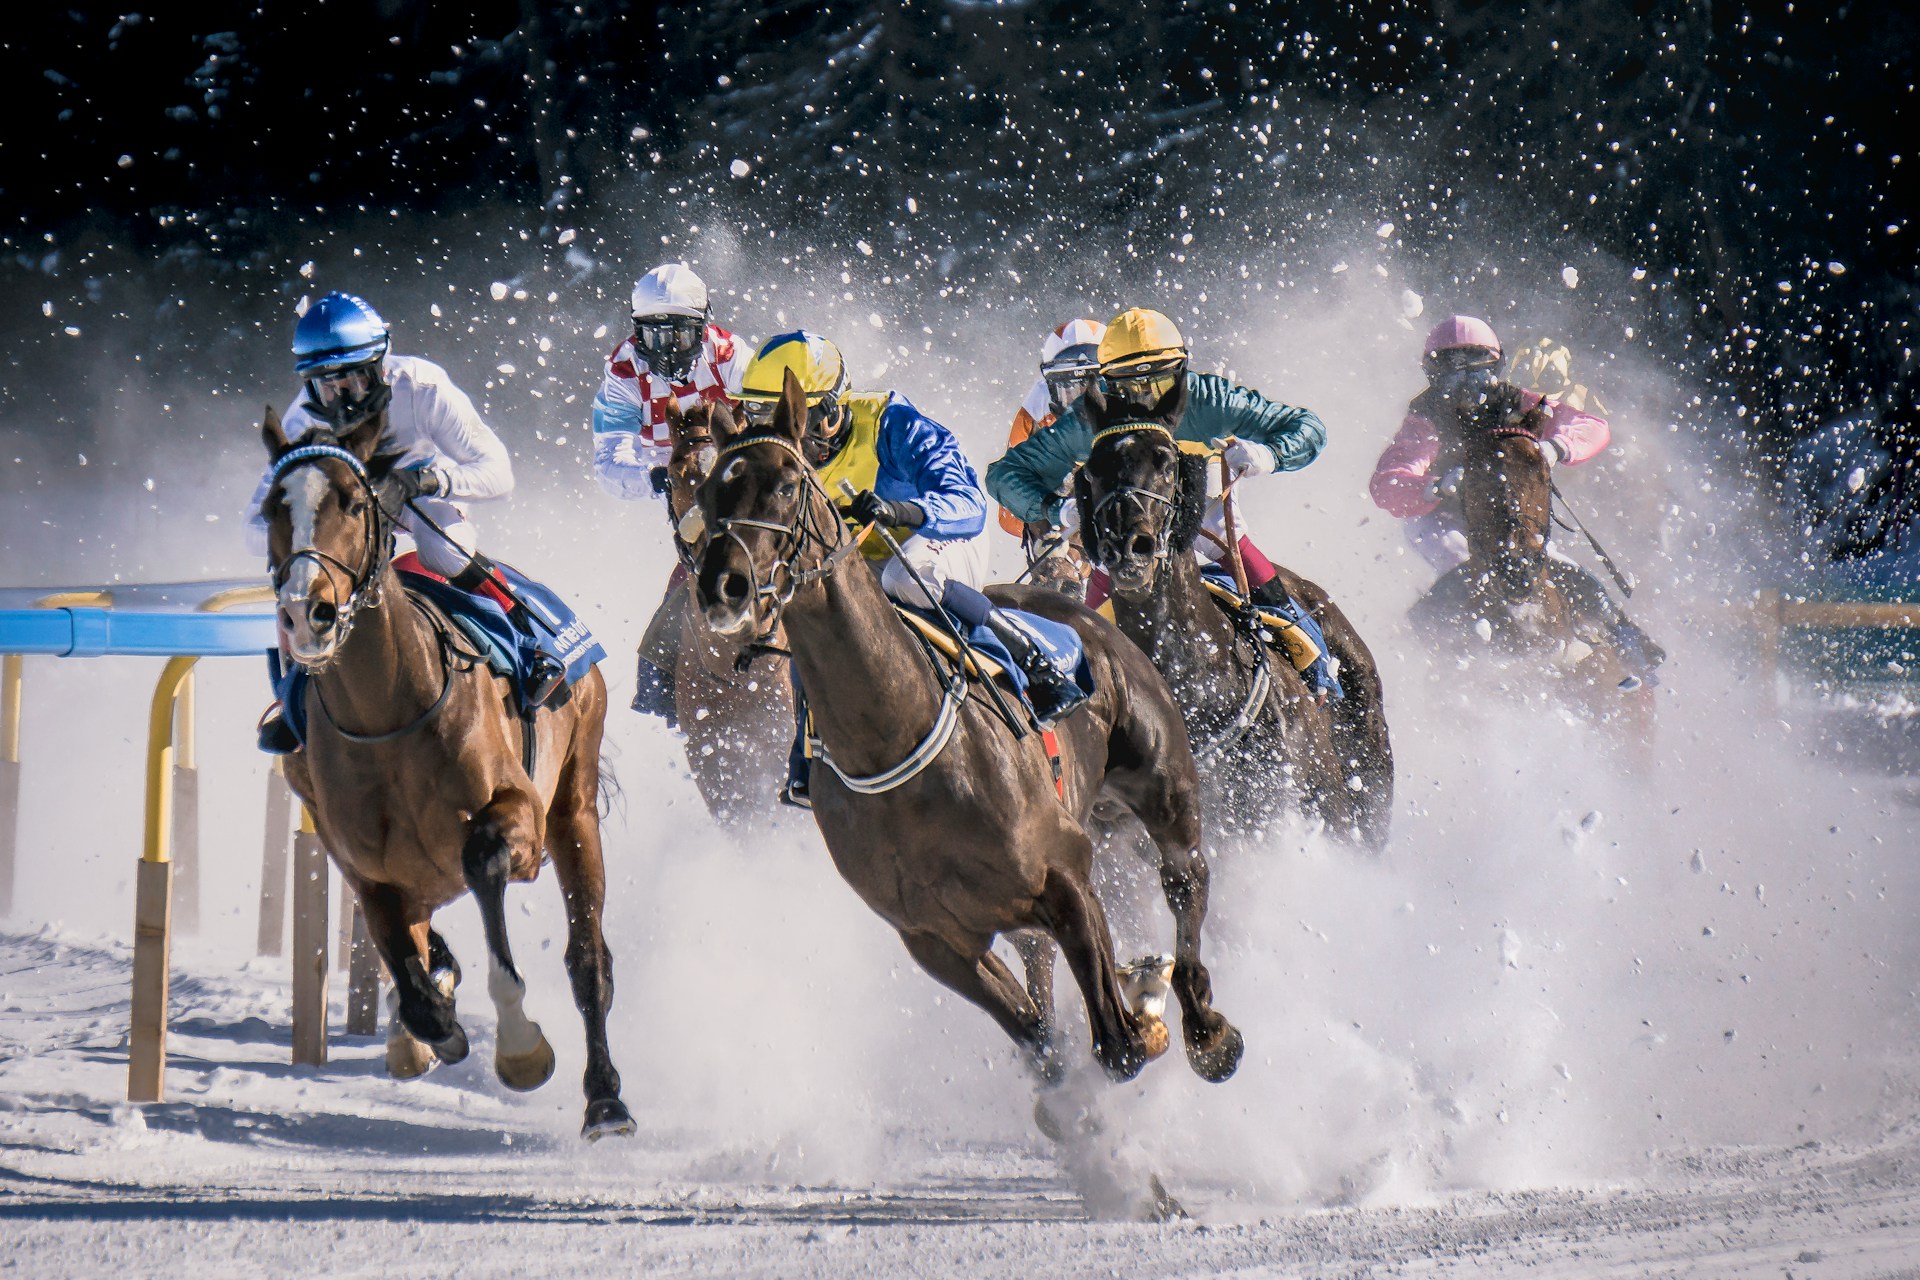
[595,748,625,823]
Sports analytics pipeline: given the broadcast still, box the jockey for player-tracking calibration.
[985,307,1326,608]
[1368,314,1665,678]
[245,291,551,752]
[999,318,1108,537]
[732,331,1087,807]
[591,262,750,724]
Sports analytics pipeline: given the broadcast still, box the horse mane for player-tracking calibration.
[1169,450,1209,549]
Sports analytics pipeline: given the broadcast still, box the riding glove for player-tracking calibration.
[1426,465,1465,502]
[1049,495,1082,535]
[847,490,926,530]
[1210,437,1278,478]
[649,464,672,496]
[390,464,445,503]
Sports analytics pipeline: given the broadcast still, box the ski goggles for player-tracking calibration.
[309,364,379,407]
[1100,357,1186,407]
[1043,367,1100,411]
[634,315,704,356]
[1423,346,1501,377]
[738,391,839,431]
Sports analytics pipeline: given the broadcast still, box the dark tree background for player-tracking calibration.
[1,0,1913,469]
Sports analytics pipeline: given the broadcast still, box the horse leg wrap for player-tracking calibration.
[488,963,556,1091]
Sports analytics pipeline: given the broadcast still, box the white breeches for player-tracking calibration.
[399,497,478,577]
[879,533,989,610]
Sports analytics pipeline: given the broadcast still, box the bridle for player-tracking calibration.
[698,432,865,654]
[1085,422,1179,567]
[266,441,393,666]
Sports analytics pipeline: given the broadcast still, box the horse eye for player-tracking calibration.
[777,482,798,499]
[346,498,366,517]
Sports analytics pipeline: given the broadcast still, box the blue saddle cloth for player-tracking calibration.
[1198,563,1343,699]
[270,566,606,746]
[898,603,1094,709]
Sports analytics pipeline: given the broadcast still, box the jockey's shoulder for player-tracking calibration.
[381,352,452,390]
[706,323,740,360]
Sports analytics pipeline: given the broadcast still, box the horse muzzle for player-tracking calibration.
[1102,534,1163,597]
[278,586,346,666]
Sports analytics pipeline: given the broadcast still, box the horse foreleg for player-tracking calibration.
[898,930,1059,1082]
[545,758,635,1141]
[462,793,555,1093]
[357,880,467,1069]
[1039,865,1163,1083]
[1011,929,1059,1070]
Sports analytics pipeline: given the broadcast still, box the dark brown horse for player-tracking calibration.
[1076,389,1394,848]
[1410,385,1655,746]
[689,370,1243,1098]
[657,400,795,828]
[257,405,632,1139]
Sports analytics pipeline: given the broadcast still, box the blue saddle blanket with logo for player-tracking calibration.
[1197,562,1343,699]
[898,603,1093,708]
[269,565,605,746]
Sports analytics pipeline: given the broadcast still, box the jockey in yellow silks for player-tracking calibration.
[733,331,1088,805]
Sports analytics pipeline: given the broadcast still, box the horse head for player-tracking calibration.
[690,369,840,639]
[663,398,728,523]
[1454,383,1556,609]
[258,403,403,667]
[1075,378,1200,598]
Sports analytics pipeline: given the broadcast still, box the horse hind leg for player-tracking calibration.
[463,795,556,1093]
[546,750,635,1140]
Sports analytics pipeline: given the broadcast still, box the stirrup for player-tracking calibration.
[778,780,813,810]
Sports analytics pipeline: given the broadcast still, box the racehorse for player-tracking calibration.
[257,405,633,1139]
[1409,384,1655,746]
[660,400,795,828]
[1076,387,1394,848]
[689,371,1244,1098]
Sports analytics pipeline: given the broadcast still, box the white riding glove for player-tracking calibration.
[1052,496,1081,536]
[1538,436,1566,466]
[1210,437,1278,478]
[1425,465,1465,502]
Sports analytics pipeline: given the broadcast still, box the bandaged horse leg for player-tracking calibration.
[462,792,556,1091]
[633,568,687,721]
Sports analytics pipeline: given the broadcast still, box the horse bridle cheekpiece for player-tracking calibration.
[1086,422,1178,561]
[267,441,391,663]
[702,432,863,646]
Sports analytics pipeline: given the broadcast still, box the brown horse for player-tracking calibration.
[1410,385,1655,745]
[690,370,1243,1098]
[1076,388,1394,849]
[257,405,633,1139]
[656,400,794,828]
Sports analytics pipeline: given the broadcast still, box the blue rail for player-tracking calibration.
[0,608,275,658]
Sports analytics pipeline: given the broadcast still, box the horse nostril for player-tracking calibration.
[720,572,750,606]
[1128,533,1158,560]
[308,599,338,630]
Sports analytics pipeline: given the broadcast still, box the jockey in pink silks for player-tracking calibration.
[1369,314,1665,680]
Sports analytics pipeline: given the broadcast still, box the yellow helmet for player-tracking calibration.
[740,330,845,408]
[1098,308,1186,375]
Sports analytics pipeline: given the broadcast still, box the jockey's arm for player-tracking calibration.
[589,371,664,501]
[998,403,1045,535]
[418,376,514,501]
[877,403,987,540]
[1179,372,1326,474]
[1535,394,1610,465]
[1369,412,1444,518]
[984,402,1092,527]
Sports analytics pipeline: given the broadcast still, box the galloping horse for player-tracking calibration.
[690,371,1244,1096]
[257,405,633,1139]
[1410,385,1654,744]
[1077,388,1394,848]
[659,400,794,828]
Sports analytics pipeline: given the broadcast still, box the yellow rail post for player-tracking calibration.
[127,653,198,1103]
[256,758,294,956]
[290,805,330,1066]
[2,591,112,919]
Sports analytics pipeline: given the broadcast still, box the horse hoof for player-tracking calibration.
[1186,1024,1245,1083]
[430,1023,470,1065]
[385,1031,437,1080]
[1136,1174,1190,1223]
[495,1032,556,1092]
[581,1098,636,1141]
[1032,1096,1066,1143]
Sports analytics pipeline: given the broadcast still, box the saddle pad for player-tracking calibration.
[892,604,1093,707]
[396,562,607,707]
[1197,565,1344,699]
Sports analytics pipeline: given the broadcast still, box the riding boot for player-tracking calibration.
[631,654,678,727]
[524,653,568,707]
[780,679,812,809]
[256,703,301,756]
[1546,559,1665,682]
[983,608,1089,726]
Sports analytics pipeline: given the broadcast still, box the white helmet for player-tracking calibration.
[631,263,708,320]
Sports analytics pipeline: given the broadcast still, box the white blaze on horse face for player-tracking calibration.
[279,465,334,658]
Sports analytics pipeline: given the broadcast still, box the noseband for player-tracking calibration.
[1086,422,1179,564]
[266,442,391,663]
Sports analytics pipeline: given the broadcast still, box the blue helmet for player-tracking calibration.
[293,292,390,376]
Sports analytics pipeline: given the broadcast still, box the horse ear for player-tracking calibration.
[1081,382,1111,425]
[775,368,808,444]
[261,405,290,460]
[664,397,686,444]
[709,398,740,442]
[1152,371,1190,429]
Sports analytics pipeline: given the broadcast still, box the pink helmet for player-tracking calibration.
[1423,315,1501,359]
